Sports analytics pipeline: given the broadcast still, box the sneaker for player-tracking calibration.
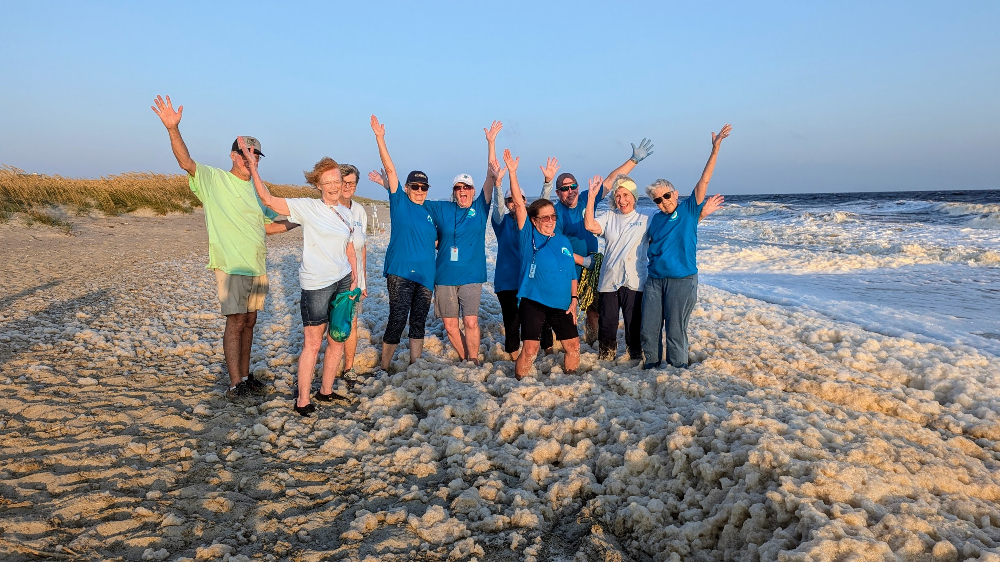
[341,368,359,384]
[225,381,251,401]
[244,375,268,395]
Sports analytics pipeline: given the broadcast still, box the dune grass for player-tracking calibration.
[0,164,383,226]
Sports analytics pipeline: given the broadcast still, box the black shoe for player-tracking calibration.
[293,402,316,416]
[314,389,349,402]
[245,375,268,395]
[225,381,251,401]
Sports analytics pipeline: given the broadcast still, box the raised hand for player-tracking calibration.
[503,149,520,172]
[368,169,387,187]
[489,160,507,184]
[237,136,256,167]
[712,124,732,148]
[370,115,385,137]
[630,138,654,163]
[539,157,560,183]
[151,95,183,129]
[588,175,603,199]
[701,194,725,218]
[484,120,503,143]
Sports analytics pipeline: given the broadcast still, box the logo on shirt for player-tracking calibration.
[627,221,643,227]
[668,211,678,222]
[467,209,476,218]
[427,215,435,224]
[561,247,572,257]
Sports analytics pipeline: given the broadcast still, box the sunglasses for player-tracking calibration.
[556,183,579,192]
[453,184,474,191]
[407,183,430,192]
[652,192,675,204]
[533,214,557,223]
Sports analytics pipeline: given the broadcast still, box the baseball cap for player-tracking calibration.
[406,170,429,185]
[232,136,264,157]
[452,173,474,187]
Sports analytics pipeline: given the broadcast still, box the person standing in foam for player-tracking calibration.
[584,175,725,361]
[336,163,369,384]
[491,157,560,359]
[642,124,732,369]
[423,121,502,365]
[369,115,437,373]
[241,149,358,416]
[546,138,655,344]
[503,149,580,379]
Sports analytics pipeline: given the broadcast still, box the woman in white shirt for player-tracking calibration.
[243,150,357,416]
[584,175,723,361]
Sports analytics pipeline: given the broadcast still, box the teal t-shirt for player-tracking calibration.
[383,184,437,289]
[189,163,277,276]
[555,187,606,278]
[517,221,576,310]
[426,190,489,286]
[646,189,705,279]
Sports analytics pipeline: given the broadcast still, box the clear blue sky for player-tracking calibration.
[2,1,998,198]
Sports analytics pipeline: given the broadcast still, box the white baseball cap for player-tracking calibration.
[452,173,474,187]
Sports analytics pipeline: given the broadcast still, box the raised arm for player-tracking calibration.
[694,124,731,204]
[503,149,527,229]
[601,138,654,193]
[583,175,604,235]
[368,168,389,189]
[483,120,502,206]
[370,115,399,192]
[488,160,507,224]
[539,157,559,200]
[151,95,196,176]
[239,137,290,216]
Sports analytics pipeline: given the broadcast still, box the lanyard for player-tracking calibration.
[453,203,470,245]
[530,229,550,263]
[326,203,354,236]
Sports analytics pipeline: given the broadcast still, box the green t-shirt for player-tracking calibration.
[189,163,278,276]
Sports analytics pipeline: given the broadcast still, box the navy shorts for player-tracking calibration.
[300,274,352,327]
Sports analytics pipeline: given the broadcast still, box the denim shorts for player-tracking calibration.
[300,274,352,326]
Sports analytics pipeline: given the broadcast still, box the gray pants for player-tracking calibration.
[640,274,698,368]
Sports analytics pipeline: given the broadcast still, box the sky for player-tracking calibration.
[2,0,999,199]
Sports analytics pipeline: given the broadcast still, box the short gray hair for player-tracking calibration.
[645,179,676,199]
[339,163,360,180]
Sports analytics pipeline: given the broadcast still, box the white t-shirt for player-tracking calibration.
[594,208,656,292]
[345,200,369,291]
[286,198,354,290]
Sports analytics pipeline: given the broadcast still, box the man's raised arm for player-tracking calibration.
[151,95,196,176]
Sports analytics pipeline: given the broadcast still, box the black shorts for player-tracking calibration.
[519,298,578,342]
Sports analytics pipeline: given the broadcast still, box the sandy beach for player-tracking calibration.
[2,210,1000,562]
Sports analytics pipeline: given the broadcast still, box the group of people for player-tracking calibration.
[152,94,731,417]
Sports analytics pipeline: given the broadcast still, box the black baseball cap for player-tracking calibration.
[406,170,429,185]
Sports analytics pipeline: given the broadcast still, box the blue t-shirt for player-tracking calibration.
[426,191,489,286]
[646,189,705,279]
[517,220,577,310]
[555,187,606,277]
[492,213,521,292]
[384,184,437,289]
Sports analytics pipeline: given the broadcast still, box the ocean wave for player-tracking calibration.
[932,202,1000,229]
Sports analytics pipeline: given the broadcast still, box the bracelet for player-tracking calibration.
[629,156,639,164]
[571,296,578,299]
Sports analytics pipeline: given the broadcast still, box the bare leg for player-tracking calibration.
[344,315,359,371]
[516,340,541,379]
[442,317,466,360]
[223,312,255,387]
[296,325,326,407]
[319,336,345,394]
[561,337,581,373]
[584,309,599,345]
[463,315,480,365]
[409,338,423,364]
[381,343,397,370]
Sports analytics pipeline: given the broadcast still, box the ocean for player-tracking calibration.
[626,189,1000,357]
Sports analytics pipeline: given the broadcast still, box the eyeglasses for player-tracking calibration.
[556,183,579,192]
[407,183,430,192]
[319,179,343,188]
[453,184,474,191]
[533,214,557,223]
[652,192,675,204]
[505,196,527,204]
[343,181,358,187]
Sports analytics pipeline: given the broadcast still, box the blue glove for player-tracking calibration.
[630,138,654,163]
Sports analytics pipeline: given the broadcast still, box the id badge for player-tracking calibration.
[528,262,536,279]
[450,247,459,261]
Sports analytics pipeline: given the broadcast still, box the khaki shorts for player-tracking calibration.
[434,283,482,319]
[215,270,268,315]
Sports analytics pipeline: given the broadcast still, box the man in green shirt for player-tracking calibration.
[152,95,297,400]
